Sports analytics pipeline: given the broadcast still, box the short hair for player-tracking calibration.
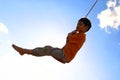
[79,17,92,32]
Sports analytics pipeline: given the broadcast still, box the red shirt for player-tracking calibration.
[62,32,86,63]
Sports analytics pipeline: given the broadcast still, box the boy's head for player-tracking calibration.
[77,17,92,32]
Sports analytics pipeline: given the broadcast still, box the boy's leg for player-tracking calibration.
[32,47,67,63]
[12,44,53,56]
[50,48,67,63]
[12,44,67,63]
[32,46,53,56]
[12,44,32,55]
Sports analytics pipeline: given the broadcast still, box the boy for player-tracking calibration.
[12,17,91,64]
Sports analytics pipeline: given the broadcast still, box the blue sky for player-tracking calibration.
[0,0,120,80]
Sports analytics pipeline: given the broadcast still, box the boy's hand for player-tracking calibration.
[67,30,77,42]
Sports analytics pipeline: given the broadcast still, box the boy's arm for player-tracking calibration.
[66,30,76,43]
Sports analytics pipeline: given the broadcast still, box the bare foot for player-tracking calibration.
[12,44,25,55]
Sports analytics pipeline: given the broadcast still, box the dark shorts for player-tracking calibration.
[32,46,67,63]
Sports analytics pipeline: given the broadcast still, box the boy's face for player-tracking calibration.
[76,21,88,32]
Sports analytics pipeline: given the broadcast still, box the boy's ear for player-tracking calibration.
[85,26,89,31]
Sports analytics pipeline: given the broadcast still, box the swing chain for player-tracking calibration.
[85,0,98,17]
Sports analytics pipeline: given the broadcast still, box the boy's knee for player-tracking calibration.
[44,46,53,50]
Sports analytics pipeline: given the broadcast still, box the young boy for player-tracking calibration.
[12,17,91,64]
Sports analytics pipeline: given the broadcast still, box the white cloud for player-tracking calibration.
[0,51,100,80]
[97,0,120,32]
[0,23,8,34]
[0,53,79,80]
